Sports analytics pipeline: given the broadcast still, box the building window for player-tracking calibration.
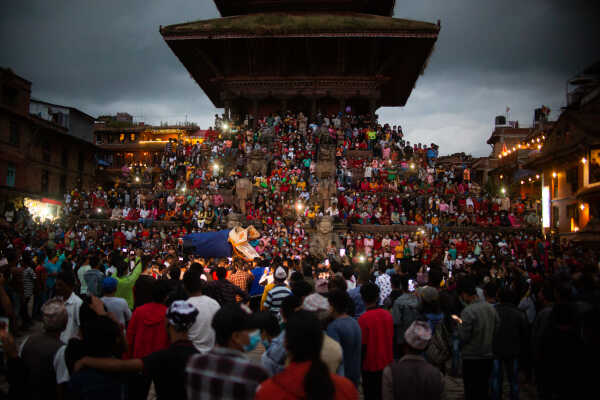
[6,163,16,187]
[552,206,560,229]
[59,174,67,194]
[96,134,103,145]
[41,170,49,193]
[61,147,69,167]
[130,133,136,142]
[9,121,19,146]
[78,153,84,171]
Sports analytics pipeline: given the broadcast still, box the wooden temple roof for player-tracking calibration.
[161,12,438,38]
[161,12,439,108]
[213,0,396,17]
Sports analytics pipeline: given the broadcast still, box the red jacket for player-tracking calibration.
[255,361,357,400]
[126,302,169,359]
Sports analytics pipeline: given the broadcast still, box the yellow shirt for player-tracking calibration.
[260,282,276,310]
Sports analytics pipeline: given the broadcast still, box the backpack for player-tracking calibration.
[425,320,451,368]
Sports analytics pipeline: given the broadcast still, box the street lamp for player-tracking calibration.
[501,187,506,195]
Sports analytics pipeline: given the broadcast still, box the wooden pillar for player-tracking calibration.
[310,98,317,118]
[281,98,288,113]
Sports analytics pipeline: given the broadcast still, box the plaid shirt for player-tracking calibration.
[186,346,269,400]
[228,271,252,302]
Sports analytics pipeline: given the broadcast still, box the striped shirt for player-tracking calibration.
[186,346,268,400]
[264,284,292,314]
[23,267,35,298]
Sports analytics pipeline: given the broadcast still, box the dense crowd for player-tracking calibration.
[0,111,597,400]
[61,111,539,230]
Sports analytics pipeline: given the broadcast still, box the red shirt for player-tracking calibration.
[358,308,394,371]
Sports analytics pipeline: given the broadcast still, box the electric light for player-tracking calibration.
[536,174,540,179]
[501,187,506,194]
[359,255,366,263]
[552,172,557,178]
[135,177,140,182]
[580,203,585,211]
[582,157,587,164]
[410,163,415,169]
[97,208,102,213]
[222,123,229,131]
[520,180,524,185]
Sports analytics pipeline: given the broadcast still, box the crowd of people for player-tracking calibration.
[0,110,597,400]
[60,111,538,231]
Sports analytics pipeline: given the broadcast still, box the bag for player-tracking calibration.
[425,321,451,367]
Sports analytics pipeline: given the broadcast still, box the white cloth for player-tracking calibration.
[77,265,91,295]
[187,295,221,353]
[60,292,83,344]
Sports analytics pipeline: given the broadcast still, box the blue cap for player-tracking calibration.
[102,277,118,293]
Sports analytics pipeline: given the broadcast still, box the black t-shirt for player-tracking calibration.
[133,275,155,309]
[142,340,198,400]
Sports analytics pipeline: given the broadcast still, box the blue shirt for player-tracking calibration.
[249,267,265,296]
[327,316,362,387]
[348,285,366,319]
[44,254,66,288]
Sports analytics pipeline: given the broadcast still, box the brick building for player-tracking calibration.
[526,62,600,238]
[0,67,97,217]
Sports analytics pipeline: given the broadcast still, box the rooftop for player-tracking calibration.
[213,0,396,17]
[161,12,439,38]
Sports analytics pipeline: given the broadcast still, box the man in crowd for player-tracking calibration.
[382,320,444,400]
[55,271,82,344]
[74,300,199,400]
[186,304,269,399]
[358,282,393,400]
[0,298,70,400]
[457,276,500,400]
[183,268,221,352]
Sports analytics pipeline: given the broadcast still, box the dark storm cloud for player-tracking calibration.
[1,0,598,156]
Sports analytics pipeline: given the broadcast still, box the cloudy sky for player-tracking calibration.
[1,0,598,156]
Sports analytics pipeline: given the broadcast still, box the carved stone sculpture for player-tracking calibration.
[317,178,337,210]
[235,178,253,214]
[309,216,342,259]
[246,151,267,176]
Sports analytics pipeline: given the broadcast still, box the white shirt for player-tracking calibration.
[77,265,91,295]
[60,292,83,344]
[187,295,221,353]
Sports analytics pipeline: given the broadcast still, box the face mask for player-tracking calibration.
[243,329,261,352]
